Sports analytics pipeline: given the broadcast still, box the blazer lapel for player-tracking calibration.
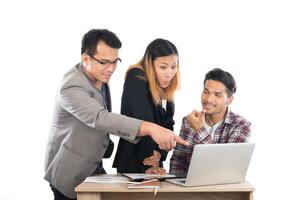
[104,84,112,112]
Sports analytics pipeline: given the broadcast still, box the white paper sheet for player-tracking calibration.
[84,174,130,183]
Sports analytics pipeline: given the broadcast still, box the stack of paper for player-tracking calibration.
[84,175,130,183]
[127,179,160,189]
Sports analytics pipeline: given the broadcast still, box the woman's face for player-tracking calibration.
[153,54,178,88]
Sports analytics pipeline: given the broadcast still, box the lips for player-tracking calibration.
[203,103,215,109]
[164,80,172,85]
[104,74,112,79]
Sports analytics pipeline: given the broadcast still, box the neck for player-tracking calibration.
[82,68,102,89]
[205,109,227,126]
[95,81,103,89]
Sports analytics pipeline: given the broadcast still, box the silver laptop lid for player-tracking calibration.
[185,143,255,186]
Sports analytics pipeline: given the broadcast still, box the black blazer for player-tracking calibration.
[113,68,175,173]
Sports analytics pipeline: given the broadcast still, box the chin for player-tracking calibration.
[204,109,213,115]
[101,79,110,83]
[160,84,168,88]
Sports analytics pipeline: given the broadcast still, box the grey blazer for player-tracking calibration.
[44,63,142,198]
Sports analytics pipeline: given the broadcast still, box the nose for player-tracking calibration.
[204,93,215,103]
[165,68,174,78]
[105,63,116,72]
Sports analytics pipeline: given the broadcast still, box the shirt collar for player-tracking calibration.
[223,108,233,124]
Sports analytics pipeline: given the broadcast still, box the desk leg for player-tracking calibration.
[77,192,101,200]
[249,191,253,200]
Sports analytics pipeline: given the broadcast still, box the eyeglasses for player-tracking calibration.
[88,54,122,69]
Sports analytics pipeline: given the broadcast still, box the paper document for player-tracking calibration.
[84,174,130,183]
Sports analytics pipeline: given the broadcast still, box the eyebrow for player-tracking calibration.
[98,58,119,62]
[159,61,178,65]
[158,62,169,65]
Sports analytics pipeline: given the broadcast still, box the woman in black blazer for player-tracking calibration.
[113,38,180,174]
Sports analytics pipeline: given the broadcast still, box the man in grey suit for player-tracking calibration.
[44,29,188,200]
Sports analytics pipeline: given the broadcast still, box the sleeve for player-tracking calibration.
[60,79,142,141]
[158,149,168,162]
[170,147,190,174]
[156,102,175,162]
[193,127,215,144]
[227,121,251,143]
[169,117,194,174]
[177,117,215,144]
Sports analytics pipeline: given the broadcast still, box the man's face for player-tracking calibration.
[201,80,233,116]
[82,41,119,84]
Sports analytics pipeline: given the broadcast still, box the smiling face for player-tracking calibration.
[153,54,178,88]
[82,41,119,87]
[201,80,233,117]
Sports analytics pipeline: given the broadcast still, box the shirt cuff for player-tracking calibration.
[193,127,210,144]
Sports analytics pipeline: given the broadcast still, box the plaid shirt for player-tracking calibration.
[170,110,251,174]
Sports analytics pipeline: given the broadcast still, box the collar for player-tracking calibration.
[223,108,233,124]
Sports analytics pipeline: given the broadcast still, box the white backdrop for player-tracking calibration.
[0,0,299,199]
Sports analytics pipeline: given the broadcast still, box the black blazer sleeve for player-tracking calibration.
[155,101,175,162]
[113,68,157,173]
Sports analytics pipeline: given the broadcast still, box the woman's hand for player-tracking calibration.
[145,166,166,175]
[143,150,161,167]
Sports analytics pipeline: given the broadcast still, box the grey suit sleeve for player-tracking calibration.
[60,83,142,141]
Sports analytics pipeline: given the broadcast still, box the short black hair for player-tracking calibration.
[204,68,237,96]
[81,29,122,55]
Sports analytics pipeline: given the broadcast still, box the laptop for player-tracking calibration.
[166,143,255,187]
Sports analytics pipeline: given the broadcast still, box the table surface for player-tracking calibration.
[76,179,254,193]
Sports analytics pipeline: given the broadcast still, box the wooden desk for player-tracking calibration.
[75,178,254,200]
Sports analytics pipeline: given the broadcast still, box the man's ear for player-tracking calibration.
[227,95,234,106]
[81,54,90,67]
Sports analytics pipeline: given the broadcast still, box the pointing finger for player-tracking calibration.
[174,134,189,146]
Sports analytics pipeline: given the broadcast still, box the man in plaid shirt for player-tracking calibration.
[170,68,251,174]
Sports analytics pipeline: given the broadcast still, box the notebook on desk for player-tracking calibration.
[122,173,176,181]
[166,143,255,187]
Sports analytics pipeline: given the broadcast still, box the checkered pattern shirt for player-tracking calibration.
[170,110,251,174]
